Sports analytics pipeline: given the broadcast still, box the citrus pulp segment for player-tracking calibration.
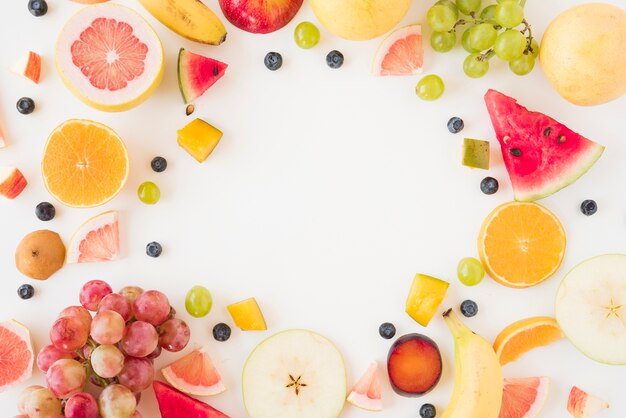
[0,320,34,392]
[493,317,563,366]
[499,377,550,418]
[372,25,424,76]
[67,211,119,263]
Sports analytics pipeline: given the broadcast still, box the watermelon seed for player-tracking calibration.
[503,135,511,144]
[213,65,218,76]
[543,127,552,137]
[557,135,566,144]
[509,148,522,157]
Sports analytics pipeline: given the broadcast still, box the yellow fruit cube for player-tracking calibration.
[177,118,222,163]
[227,298,267,331]
[405,274,449,327]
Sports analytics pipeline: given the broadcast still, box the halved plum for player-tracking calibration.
[387,333,442,397]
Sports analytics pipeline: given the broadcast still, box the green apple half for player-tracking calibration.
[242,329,347,418]
[555,254,626,365]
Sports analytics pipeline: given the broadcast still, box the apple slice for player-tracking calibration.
[555,254,626,364]
[242,329,346,418]
[0,167,27,199]
[12,52,42,84]
[567,386,608,418]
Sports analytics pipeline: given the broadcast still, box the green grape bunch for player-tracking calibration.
[427,0,539,78]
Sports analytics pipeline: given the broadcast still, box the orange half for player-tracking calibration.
[41,119,129,208]
[494,317,563,366]
[478,201,566,288]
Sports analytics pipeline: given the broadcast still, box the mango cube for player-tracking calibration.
[406,274,449,327]
[227,298,267,331]
[177,118,222,162]
[462,138,490,169]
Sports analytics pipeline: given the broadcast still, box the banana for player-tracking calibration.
[137,0,227,45]
[441,309,503,418]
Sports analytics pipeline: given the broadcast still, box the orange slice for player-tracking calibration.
[41,119,129,208]
[493,317,563,366]
[499,377,550,418]
[478,201,566,288]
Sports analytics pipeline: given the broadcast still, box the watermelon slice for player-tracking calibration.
[484,89,604,201]
[153,381,229,418]
[178,48,227,104]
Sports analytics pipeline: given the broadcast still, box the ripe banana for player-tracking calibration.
[137,0,227,45]
[441,309,503,418]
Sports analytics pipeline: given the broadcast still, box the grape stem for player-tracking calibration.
[520,19,536,55]
[478,49,495,61]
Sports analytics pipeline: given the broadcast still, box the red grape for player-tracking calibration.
[121,321,158,357]
[79,280,112,311]
[18,385,44,413]
[119,286,144,306]
[158,318,190,352]
[90,310,125,345]
[98,384,136,418]
[118,356,154,393]
[37,344,75,373]
[24,388,62,417]
[146,345,162,360]
[59,305,92,329]
[91,344,125,378]
[50,316,89,352]
[46,359,86,399]
[65,392,98,418]
[134,290,170,326]
[98,293,132,321]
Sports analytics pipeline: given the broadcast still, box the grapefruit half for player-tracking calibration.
[499,377,550,418]
[161,346,225,397]
[56,3,164,112]
[347,362,382,411]
[0,320,34,393]
[67,211,119,263]
[372,24,424,76]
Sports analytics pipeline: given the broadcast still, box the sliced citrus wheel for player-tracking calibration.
[161,346,225,396]
[372,24,423,76]
[478,201,566,288]
[499,377,550,418]
[56,3,163,112]
[494,317,563,366]
[41,119,129,208]
[0,320,34,392]
[67,211,119,263]
[347,362,382,411]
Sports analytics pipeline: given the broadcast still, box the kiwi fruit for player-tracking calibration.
[15,230,65,280]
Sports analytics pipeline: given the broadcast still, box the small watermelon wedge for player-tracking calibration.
[346,362,382,411]
[484,89,604,201]
[161,346,225,396]
[66,211,119,263]
[153,381,229,418]
[499,377,550,418]
[178,48,228,104]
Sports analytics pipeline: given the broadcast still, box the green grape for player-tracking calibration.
[436,0,457,9]
[430,31,457,52]
[185,285,213,318]
[480,4,497,20]
[457,0,482,15]
[463,53,489,78]
[294,22,320,49]
[461,29,480,53]
[415,75,445,101]
[427,4,458,32]
[138,181,160,205]
[494,0,524,28]
[468,23,498,50]
[457,257,485,286]
[494,29,526,61]
[509,53,535,75]
[529,38,539,58]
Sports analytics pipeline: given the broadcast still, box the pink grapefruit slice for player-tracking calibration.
[347,361,382,411]
[67,211,119,263]
[0,320,34,393]
[161,346,225,397]
[372,24,424,76]
[56,3,164,112]
[499,377,550,418]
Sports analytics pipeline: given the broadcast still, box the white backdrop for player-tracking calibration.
[0,0,624,416]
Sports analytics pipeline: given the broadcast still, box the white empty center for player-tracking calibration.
[106,50,119,64]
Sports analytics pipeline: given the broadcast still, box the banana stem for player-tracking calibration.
[443,309,471,338]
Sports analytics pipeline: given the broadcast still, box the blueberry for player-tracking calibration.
[18,284,35,300]
[378,322,396,339]
[35,202,55,221]
[28,0,48,17]
[419,403,437,418]
[264,52,283,71]
[213,323,231,342]
[447,117,464,134]
[480,177,499,195]
[151,156,167,173]
[326,50,344,69]
[460,300,478,317]
[146,241,162,258]
[580,199,597,216]
[16,97,35,115]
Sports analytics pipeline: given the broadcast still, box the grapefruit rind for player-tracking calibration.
[500,377,550,418]
[346,362,382,411]
[161,346,226,397]
[0,320,34,393]
[372,24,424,76]
[55,3,164,112]
[66,211,120,263]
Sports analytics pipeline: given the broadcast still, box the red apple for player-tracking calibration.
[0,167,27,199]
[218,0,304,34]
